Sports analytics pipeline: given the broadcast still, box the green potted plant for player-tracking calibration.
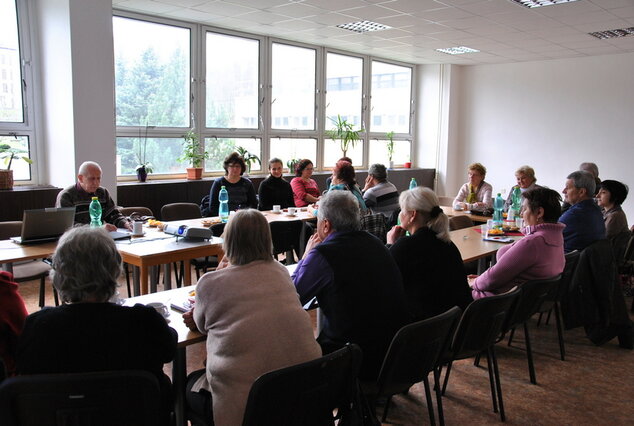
[236,146,260,175]
[326,115,363,158]
[0,143,33,190]
[135,137,153,182]
[286,158,300,175]
[178,129,209,180]
[386,131,395,169]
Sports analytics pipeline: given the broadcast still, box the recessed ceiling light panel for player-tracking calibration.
[436,46,480,55]
[337,20,392,33]
[509,0,580,8]
[589,27,634,40]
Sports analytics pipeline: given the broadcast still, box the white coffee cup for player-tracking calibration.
[147,302,169,318]
[272,205,281,213]
[287,207,296,215]
[132,221,143,235]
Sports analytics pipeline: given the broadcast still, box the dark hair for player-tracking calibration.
[338,156,352,164]
[522,187,562,223]
[333,160,356,187]
[223,152,247,175]
[295,159,313,177]
[268,157,283,169]
[599,180,629,205]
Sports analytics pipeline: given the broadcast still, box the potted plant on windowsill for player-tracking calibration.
[179,129,209,180]
[135,136,153,182]
[386,131,395,169]
[0,143,33,190]
[287,158,300,175]
[326,114,363,158]
[236,146,260,176]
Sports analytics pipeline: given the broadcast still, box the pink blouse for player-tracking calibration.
[291,177,320,207]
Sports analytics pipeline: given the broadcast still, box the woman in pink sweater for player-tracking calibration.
[470,187,565,299]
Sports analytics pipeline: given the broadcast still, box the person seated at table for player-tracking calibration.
[453,162,493,212]
[292,191,410,381]
[560,170,606,252]
[504,165,541,212]
[290,159,320,207]
[16,226,177,424]
[183,209,321,426]
[387,187,472,320]
[208,152,257,216]
[327,160,367,211]
[562,162,602,213]
[0,271,28,379]
[362,163,400,218]
[470,187,565,299]
[56,161,132,231]
[257,157,295,211]
[325,156,352,190]
[596,180,629,239]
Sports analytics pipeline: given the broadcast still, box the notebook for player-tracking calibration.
[11,207,76,244]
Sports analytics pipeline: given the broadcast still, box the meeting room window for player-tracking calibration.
[370,61,412,134]
[269,138,317,173]
[1,0,36,183]
[204,138,261,174]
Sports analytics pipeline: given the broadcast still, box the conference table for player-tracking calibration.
[441,205,492,223]
[450,225,522,273]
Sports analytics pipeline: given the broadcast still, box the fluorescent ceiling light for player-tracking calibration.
[509,0,580,8]
[589,27,634,40]
[337,20,392,33]
[436,46,480,55]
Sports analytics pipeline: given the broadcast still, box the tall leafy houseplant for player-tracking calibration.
[385,131,395,168]
[236,146,260,175]
[326,115,363,158]
[179,130,209,180]
[0,143,33,190]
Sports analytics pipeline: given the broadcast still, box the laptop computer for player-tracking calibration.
[11,207,76,244]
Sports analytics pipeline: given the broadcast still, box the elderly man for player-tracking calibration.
[362,163,399,218]
[56,161,131,231]
[560,170,605,252]
[292,191,411,381]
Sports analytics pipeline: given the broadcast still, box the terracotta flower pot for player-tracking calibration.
[0,169,14,190]
[187,167,203,180]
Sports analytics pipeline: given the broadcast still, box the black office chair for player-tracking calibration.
[241,344,363,426]
[0,370,162,426]
[363,306,462,426]
[440,287,520,422]
[270,220,304,264]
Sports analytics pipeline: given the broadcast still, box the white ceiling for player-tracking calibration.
[112,0,634,65]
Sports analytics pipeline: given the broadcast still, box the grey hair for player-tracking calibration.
[515,165,536,183]
[78,161,102,176]
[579,162,599,180]
[52,226,121,303]
[318,191,361,232]
[399,187,451,243]
[368,163,387,182]
[223,209,273,266]
[567,170,596,197]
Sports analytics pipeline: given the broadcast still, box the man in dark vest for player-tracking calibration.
[292,190,411,380]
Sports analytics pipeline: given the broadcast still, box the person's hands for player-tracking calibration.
[123,221,133,231]
[362,175,374,192]
[467,274,478,288]
[104,223,117,232]
[303,232,323,258]
[216,255,230,271]
[387,225,406,245]
[183,308,197,331]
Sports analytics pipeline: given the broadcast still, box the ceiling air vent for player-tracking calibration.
[509,0,580,8]
[436,46,480,55]
[589,27,634,40]
[337,20,391,33]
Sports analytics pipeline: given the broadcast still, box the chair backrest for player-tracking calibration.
[241,344,363,426]
[450,287,521,359]
[375,306,462,398]
[360,212,388,244]
[119,206,154,219]
[449,215,473,231]
[160,202,201,221]
[0,370,161,426]
[0,222,23,241]
[210,222,226,237]
[503,276,561,332]
[611,230,632,267]
[269,220,304,258]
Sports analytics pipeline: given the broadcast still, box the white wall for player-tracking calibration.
[447,52,634,221]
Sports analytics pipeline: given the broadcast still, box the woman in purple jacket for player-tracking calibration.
[470,187,565,299]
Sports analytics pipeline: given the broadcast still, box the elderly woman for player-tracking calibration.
[387,187,472,320]
[0,272,27,378]
[183,209,321,426]
[453,162,493,211]
[327,160,367,211]
[16,226,177,424]
[504,165,541,211]
[596,180,629,239]
[470,187,565,299]
[208,152,257,216]
[290,159,320,207]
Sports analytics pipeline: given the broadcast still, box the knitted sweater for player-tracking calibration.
[56,183,128,228]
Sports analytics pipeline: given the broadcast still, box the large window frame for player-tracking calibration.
[113,11,415,180]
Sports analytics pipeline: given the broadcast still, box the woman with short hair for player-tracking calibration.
[16,226,177,425]
[453,162,493,211]
[387,187,472,320]
[504,165,541,211]
[596,179,629,239]
[290,159,320,207]
[327,160,367,211]
[184,209,321,426]
[208,152,257,216]
[470,187,565,299]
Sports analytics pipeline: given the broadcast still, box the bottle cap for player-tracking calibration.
[91,196,98,200]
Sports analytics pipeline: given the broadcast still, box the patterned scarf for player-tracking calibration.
[466,184,478,204]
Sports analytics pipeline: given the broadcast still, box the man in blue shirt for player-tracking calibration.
[559,170,605,252]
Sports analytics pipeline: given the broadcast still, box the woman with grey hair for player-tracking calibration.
[183,209,321,426]
[504,165,541,212]
[387,187,472,320]
[16,226,177,425]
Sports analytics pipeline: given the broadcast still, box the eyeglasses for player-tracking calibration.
[227,164,242,168]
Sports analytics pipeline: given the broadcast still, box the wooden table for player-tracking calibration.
[441,205,492,223]
[450,225,522,272]
[0,240,56,273]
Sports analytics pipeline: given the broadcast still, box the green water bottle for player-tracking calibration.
[89,197,102,227]
[409,178,417,190]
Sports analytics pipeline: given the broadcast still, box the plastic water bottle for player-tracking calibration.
[219,186,229,223]
[493,193,504,225]
[508,186,522,220]
[89,196,102,228]
[409,178,417,190]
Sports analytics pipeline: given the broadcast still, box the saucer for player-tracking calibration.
[131,232,145,237]
[271,210,282,214]
[284,213,297,217]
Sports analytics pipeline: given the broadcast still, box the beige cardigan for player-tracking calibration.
[193,259,321,426]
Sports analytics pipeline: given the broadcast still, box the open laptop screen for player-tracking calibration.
[12,207,76,244]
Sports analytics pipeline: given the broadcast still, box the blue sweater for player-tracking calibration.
[559,199,605,253]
